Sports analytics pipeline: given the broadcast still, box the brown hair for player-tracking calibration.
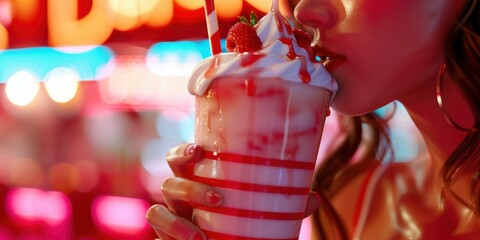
[304,0,480,238]
[310,113,392,239]
[442,0,480,213]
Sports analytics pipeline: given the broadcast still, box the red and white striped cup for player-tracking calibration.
[190,76,331,240]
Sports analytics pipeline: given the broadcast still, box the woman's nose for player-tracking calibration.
[294,0,337,30]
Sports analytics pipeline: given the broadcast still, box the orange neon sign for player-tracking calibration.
[1,0,273,49]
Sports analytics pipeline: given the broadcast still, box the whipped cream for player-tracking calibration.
[188,9,337,97]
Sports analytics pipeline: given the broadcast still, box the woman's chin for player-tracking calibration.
[331,98,377,117]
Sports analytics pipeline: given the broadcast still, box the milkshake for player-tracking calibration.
[187,2,337,239]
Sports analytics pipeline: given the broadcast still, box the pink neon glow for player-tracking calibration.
[6,188,71,226]
[92,195,149,235]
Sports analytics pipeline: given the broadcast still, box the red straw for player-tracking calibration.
[204,0,222,55]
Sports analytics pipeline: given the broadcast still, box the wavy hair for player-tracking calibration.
[442,0,480,213]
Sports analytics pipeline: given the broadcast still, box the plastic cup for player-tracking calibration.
[190,76,331,240]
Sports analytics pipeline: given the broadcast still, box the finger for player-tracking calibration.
[147,204,207,240]
[303,191,321,218]
[153,226,175,240]
[162,177,223,217]
[166,144,203,178]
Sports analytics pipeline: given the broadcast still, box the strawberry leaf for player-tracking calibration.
[250,11,258,25]
[238,16,249,24]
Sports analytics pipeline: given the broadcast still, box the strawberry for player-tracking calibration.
[226,12,262,53]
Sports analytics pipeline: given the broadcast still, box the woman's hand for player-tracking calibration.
[146,144,321,240]
[146,144,218,240]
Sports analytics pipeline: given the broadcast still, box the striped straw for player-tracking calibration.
[204,0,222,55]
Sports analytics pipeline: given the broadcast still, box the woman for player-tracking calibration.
[147,0,480,239]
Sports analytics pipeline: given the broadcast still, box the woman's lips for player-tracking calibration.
[312,45,345,72]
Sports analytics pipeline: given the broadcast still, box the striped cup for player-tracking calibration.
[191,77,331,239]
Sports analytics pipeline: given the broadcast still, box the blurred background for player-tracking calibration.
[0,0,426,239]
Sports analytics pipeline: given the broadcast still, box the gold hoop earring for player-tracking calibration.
[436,63,478,132]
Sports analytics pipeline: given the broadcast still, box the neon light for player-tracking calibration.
[107,0,160,17]
[174,0,203,10]
[214,0,243,19]
[12,0,39,23]
[92,196,149,236]
[245,0,272,12]
[146,41,203,76]
[146,0,174,27]
[0,46,113,83]
[6,1,270,48]
[48,0,114,46]
[146,39,226,67]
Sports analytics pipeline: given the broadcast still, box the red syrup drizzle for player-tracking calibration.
[273,11,292,35]
[279,38,312,84]
[298,57,311,83]
[280,38,297,60]
[273,7,313,84]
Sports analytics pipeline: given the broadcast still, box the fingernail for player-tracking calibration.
[185,144,196,156]
[146,205,162,228]
[205,190,222,206]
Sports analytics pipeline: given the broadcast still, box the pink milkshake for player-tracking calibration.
[187,2,337,239]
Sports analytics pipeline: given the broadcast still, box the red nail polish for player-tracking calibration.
[205,190,222,205]
[185,144,196,156]
[313,191,322,204]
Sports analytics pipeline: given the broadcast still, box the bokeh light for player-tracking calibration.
[174,0,203,10]
[179,111,195,142]
[0,25,7,49]
[5,70,40,106]
[48,162,81,194]
[0,0,12,26]
[214,0,243,19]
[0,46,113,83]
[6,188,71,226]
[141,138,173,176]
[146,41,203,77]
[107,0,159,17]
[44,67,80,103]
[155,110,187,141]
[245,0,272,13]
[73,159,100,193]
[0,1,355,239]
[92,196,149,236]
[5,157,44,188]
